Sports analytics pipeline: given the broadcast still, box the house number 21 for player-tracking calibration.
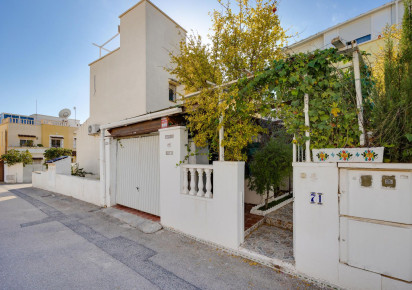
[310,192,323,205]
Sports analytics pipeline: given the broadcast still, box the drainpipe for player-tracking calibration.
[99,129,106,207]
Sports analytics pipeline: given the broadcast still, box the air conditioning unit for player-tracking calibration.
[88,124,100,135]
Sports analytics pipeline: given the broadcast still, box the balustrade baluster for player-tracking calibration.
[205,169,212,198]
[197,168,204,196]
[182,167,189,194]
[189,168,196,195]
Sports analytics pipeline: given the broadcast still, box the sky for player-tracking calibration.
[0,0,389,122]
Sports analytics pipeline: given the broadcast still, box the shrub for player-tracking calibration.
[37,144,44,147]
[248,137,292,210]
[1,149,33,167]
[71,163,91,177]
[370,0,412,162]
[44,148,72,163]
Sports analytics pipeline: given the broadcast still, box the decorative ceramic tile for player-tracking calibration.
[312,147,384,163]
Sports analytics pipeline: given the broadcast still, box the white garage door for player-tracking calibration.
[116,135,160,216]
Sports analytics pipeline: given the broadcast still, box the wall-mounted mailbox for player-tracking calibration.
[382,175,396,188]
[360,175,372,187]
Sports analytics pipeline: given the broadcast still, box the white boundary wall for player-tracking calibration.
[4,163,23,183]
[293,162,412,289]
[32,158,101,206]
[159,126,245,250]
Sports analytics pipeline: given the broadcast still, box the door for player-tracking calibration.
[0,161,4,182]
[116,135,160,216]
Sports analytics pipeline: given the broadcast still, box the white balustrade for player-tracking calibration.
[189,168,196,195]
[182,164,213,198]
[182,167,189,194]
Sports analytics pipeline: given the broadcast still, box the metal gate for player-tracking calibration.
[116,135,160,216]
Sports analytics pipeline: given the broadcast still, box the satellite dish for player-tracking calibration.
[59,108,71,119]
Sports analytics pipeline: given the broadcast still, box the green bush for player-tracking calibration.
[37,144,44,147]
[248,137,292,210]
[371,0,412,162]
[1,149,33,167]
[44,148,72,163]
[71,163,91,177]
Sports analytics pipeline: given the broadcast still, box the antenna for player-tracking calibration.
[59,108,71,119]
[73,106,77,126]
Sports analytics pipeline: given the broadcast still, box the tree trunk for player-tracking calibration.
[265,189,269,210]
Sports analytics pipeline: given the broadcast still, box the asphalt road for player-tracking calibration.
[0,184,325,290]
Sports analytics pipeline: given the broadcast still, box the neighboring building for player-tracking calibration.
[0,113,79,166]
[287,0,404,62]
[76,0,186,175]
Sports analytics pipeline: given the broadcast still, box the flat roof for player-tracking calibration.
[119,0,187,33]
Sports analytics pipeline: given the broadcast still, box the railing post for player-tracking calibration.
[182,167,189,194]
[197,168,204,197]
[189,168,196,195]
[205,169,213,198]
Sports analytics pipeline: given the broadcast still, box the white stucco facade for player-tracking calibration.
[76,0,186,174]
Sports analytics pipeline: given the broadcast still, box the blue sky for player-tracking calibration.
[0,0,389,122]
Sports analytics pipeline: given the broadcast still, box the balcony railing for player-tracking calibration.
[182,164,213,198]
[2,118,76,127]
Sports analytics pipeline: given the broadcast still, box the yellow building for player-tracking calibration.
[0,113,79,169]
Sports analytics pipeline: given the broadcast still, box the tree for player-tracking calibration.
[168,0,288,161]
[1,149,33,167]
[44,148,72,164]
[248,138,292,209]
[371,0,412,162]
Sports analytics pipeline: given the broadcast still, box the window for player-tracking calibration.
[51,138,62,148]
[355,34,371,44]
[169,83,177,102]
[20,139,34,147]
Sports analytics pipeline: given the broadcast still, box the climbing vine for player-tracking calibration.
[240,48,374,149]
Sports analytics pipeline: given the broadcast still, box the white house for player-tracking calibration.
[76,0,186,176]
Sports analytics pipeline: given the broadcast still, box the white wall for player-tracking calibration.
[33,170,102,206]
[146,2,186,112]
[76,1,186,175]
[293,162,412,289]
[4,163,23,183]
[159,126,245,250]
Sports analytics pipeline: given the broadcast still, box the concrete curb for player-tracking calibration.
[102,207,163,234]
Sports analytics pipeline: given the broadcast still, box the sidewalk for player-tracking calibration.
[0,184,328,289]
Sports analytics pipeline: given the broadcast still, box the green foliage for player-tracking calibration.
[1,149,33,167]
[44,148,72,163]
[241,48,373,149]
[168,0,288,161]
[71,163,91,177]
[248,138,292,209]
[37,144,44,147]
[371,0,412,162]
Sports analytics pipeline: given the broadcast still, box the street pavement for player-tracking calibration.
[0,184,327,290]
